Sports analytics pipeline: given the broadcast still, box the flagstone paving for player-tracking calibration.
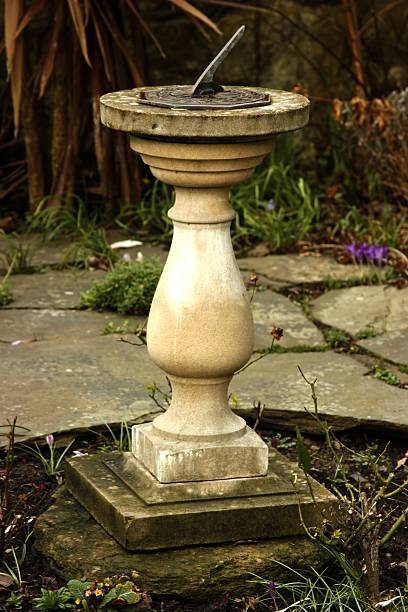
[252,290,324,349]
[358,329,408,366]
[238,254,384,286]
[311,285,408,336]
[6,270,106,309]
[1,244,407,442]
[233,351,408,434]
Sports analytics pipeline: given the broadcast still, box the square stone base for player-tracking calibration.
[132,423,268,483]
[65,451,337,551]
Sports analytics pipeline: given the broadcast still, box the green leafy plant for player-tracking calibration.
[29,198,117,268]
[242,562,407,611]
[373,365,400,386]
[65,571,150,610]
[6,591,24,609]
[323,328,351,349]
[230,160,320,251]
[95,421,132,453]
[101,321,130,336]
[355,327,380,340]
[21,434,74,478]
[0,282,12,306]
[0,232,32,274]
[32,587,74,610]
[80,260,162,315]
[0,251,15,306]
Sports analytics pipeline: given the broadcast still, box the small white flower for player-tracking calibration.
[136,251,144,262]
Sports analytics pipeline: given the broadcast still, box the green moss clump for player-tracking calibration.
[80,260,162,315]
[0,282,12,306]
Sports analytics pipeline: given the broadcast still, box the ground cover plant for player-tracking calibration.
[80,259,162,315]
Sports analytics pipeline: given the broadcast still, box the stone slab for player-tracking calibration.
[0,339,163,442]
[34,488,329,602]
[104,452,293,505]
[0,232,168,271]
[238,254,384,286]
[65,451,336,550]
[0,308,144,344]
[358,329,408,366]
[311,285,408,336]
[5,270,106,309]
[232,351,408,434]
[251,290,324,349]
[0,234,70,270]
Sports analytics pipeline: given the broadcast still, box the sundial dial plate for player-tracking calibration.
[137,86,270,110]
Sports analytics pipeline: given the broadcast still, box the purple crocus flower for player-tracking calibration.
[122,253,132,263]
[270,436,278,449]
[267,199,276,211]
[346,242,388,266]
[368,244,388,264]
[46,433,54,447]
[268,580,277,599]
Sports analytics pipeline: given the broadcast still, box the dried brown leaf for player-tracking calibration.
[38,3,64,97]
[10,33,23,135]
[169,0,222,35]
[4,0,23,74]
[67,0,92,67]
[15,0,47,38]
[4,0,24,133]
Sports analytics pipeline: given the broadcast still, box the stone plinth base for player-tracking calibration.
[34,488,331,603]
[132,423,268,483]
[65,451,336,551]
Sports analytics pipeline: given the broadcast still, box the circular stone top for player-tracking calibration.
[100,86,309,141]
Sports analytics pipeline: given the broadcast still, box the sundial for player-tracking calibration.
[65,45,321,556]
[138,25,270,110]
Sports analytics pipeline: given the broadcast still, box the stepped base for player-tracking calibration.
[65,450,337,551]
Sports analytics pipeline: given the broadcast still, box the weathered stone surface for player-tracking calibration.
[34,487,330,601]
[359,329,408,365]
[65,451,336,550]
[6,270,106,309]
[133,422,268,483]
[0,339,163,441]
[311,285,408,335]
[101,87,310,141]
[251,290,324,349]
[238,254,384,286]
[232,351,408,434]
[0,308,142,343]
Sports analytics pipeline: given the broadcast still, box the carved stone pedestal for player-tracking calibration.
[65,87,336,550]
